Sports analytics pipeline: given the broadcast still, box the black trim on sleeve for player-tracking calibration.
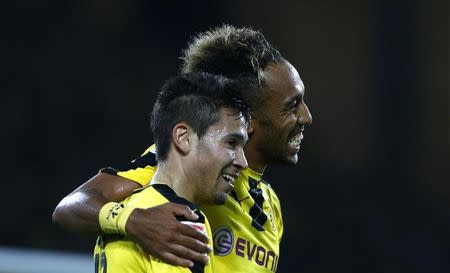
[100,151,158,175]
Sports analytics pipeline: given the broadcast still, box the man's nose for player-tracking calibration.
[297,102,312,125]
[234,148,248,170]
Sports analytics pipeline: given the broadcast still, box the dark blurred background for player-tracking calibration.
[2,0,448,272]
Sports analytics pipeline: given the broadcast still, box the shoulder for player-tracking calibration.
[124,185,169,208]
[260,177,282,205]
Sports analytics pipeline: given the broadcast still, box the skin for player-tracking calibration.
[52,173,210,267]
[52,58,312,267]
[244,59,312,172]
[185,108,248,205]
[153,107,248,206]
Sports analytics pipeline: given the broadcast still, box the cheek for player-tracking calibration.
[284,113,298,126]
[199,144,222,164]
[268,114,295,134]
[280,116,297,135]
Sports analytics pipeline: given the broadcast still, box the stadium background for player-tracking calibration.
[2,0,448,272]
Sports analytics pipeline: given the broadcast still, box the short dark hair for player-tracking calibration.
[151,72,251,162]
[180,25,283,110]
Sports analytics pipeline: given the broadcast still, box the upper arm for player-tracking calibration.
[52,173,143,232]
[75,172,143,202]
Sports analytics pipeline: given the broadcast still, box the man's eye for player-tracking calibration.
[227,140,237,148]
[290,100,299,111]
[292,99,302,111]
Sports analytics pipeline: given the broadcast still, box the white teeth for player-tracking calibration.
[222,174,235,183]
[288,133,302,148]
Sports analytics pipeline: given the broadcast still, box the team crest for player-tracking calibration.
[213,226,234,256]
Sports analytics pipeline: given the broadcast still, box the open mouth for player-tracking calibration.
[288,132,303,149]
[221,173,237,188]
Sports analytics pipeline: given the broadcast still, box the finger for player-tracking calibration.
[168,204,198,221]
[177,223,210,244]
[158,252,194,268]
[168,245,210,265]
[171,233,211,254]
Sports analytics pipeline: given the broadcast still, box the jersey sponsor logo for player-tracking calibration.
[213,226,234,256]
[235,237,279,272]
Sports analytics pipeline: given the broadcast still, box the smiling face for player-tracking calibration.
[190,107,249,205]
[248,60,312,169]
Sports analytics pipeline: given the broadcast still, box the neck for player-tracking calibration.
[151,160,197,204]
[244,145,267,173]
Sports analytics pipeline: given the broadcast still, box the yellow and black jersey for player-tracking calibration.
[101,145,158,186]
[94,183,214,273]
[202,168,282,273]
[100,145,283,273]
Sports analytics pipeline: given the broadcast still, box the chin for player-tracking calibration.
[271,149,299,164]
[213,193,228,205]
[284,154,299,165]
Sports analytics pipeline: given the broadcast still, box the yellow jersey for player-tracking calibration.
[100,145,283,272]
[94,183,215,273]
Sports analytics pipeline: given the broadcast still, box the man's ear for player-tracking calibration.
[172,122,193,154]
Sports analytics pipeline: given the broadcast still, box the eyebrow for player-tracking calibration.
[228,132,248,144]
[285,94,303,106]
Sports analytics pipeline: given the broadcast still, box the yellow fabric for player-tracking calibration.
[94,185,215,273]
[100,145,284,272]
[202,168,283,273]
[98,202,137,234]
[116,145,157,186]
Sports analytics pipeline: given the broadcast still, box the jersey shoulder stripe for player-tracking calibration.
[248,177,268,231]
[99,145,157,186]
[100,150,157,175]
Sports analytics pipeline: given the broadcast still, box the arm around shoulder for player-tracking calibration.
[52,171,212,267]
[52,172,142,234]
